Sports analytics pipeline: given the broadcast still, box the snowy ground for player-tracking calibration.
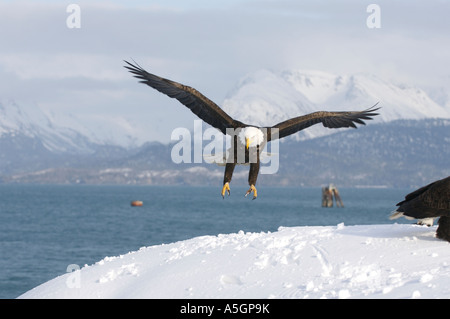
[19,223,450,299]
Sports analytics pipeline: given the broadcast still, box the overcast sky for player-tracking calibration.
[1,0,449,143]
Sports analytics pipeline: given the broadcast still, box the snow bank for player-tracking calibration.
[19,224,450,299]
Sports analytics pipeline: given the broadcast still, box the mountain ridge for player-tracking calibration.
[2,119,449,188]
[1,69,449,186]
[223,69,450,140]
[2,69,449,151]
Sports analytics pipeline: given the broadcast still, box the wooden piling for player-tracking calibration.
[322,187,333,207]
[321,184,344,208]
[333,188,344,207]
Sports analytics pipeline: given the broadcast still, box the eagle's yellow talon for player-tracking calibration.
[221,182,231,198]
[245,185,257,200]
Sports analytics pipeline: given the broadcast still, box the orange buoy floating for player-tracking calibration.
[131,200,143,207]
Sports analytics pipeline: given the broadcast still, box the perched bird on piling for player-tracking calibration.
[124,60,380,199]
[390,176,450,242]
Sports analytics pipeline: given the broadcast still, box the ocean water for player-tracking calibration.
[0,184,412,299]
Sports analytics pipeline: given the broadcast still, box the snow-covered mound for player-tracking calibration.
[19,224,450,299]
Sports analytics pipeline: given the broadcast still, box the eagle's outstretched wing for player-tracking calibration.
[269,105,380,140]
[124,61,242,134]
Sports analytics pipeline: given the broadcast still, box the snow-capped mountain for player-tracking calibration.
[222,69,450,140]
[2,69,448,185]
[281,70,450,120]
[1,69,449,153]
[0,100,145,153]
[0,100,95,154]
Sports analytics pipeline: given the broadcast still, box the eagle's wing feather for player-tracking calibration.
[124,61,240,134]
[396,180,438,207]
[269,105,380,140]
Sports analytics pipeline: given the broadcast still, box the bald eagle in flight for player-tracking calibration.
[390,176,450,242]
[124,61,380,199]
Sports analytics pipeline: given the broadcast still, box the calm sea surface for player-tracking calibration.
[0,184,412,299]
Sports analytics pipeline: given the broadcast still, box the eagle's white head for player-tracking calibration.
[238,127,265,149]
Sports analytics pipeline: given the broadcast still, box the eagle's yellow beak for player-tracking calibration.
[246,137,251,149]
